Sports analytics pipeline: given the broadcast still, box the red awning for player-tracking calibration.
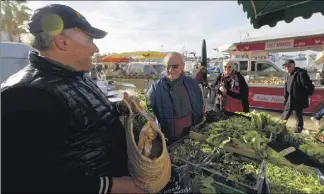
[235,32,324,52]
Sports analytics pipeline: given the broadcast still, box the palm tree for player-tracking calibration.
[1,0,31,42]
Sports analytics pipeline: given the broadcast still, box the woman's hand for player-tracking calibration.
[111,176,146,193]
[219,86,227,95]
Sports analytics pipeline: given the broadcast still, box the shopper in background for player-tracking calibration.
[147,52,204,145]
[211,59,249,113]
[1,4,146,193]
[311,108,324,126]
[195,65,207,87]
[282,59,315,133]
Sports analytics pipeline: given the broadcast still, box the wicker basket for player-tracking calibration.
[123,99,171,193]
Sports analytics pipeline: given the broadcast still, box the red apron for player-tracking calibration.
[224,89,243,113]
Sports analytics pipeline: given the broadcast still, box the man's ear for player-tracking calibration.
[53,33,69,51]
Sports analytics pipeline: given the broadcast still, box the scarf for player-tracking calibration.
[216,71,240,111]
[166,75,192,119]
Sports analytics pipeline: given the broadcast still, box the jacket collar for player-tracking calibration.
[29,51,85,77]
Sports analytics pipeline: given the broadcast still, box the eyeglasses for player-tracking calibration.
[166,64,180,69]
[224,66,232,69]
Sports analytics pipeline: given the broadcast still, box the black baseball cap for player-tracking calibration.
[282,59,295,66]
[28,4,107,39]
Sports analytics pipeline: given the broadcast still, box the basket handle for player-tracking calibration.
[122,98,162,135]
[122,98,150,120]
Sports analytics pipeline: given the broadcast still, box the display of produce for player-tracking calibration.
[236,110,286,133]
[200,116,270,154]
[169,138,216,166]
[315,127,324,143]
[203,152,263,188]
[130,98,323,194]
[299,143,324,165]
[191,172,245,194]
[262,147,315,175]
[266,163,324,193]
[248,77,285,85]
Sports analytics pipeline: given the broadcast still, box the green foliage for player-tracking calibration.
[1,1,31,41]
[299,143,324,165]
[170,139,215,165]
[267,163,324,193]
[201,117,270,154]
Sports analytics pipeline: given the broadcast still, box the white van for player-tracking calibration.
[207,58,285,82]
[125,62,165,75]
[0,42,33,83]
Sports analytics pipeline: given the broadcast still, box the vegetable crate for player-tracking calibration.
[167,135,217,172]
[201,151,267,194]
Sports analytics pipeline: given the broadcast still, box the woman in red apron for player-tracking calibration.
[212,60,249,113]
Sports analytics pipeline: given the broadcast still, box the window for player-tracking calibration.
[233,63,239,71]
[251,61,256,71]
[257,63,278,72]
[239,61,248,71]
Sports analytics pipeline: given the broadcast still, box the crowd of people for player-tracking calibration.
[1,4,321,194]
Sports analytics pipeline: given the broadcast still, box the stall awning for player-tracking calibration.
[238,0,324,29]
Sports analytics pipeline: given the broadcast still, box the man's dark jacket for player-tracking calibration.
[1,52,128,193]
[284,67,314,110]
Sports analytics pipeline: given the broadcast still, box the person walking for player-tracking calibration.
[311,108,324,126]
[281,59,315,133]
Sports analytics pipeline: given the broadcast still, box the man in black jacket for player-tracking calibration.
[1,4,146,193]
[282,59,315,133]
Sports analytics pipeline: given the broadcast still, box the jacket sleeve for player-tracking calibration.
[1,87,113,194]
[284,80,288,105]
[212,74,221,92]
[191,78,204,123]
[147,81,157,114]
[300,70,315,96]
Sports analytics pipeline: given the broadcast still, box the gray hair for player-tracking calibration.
[164,52,184,65]
[223,59,234,66]
[30,30,68,52]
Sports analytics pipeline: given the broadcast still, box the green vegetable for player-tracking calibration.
[206,152,261,187]
[170,139,215,165]
[299,143,324,165]
[201,116,270,154]
[267,163,324,193]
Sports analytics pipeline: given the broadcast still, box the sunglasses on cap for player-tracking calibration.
[166,64,180,69]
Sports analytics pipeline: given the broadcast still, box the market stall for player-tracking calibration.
[109,51,168,59]
[100,56,131,63]
[167,111,324,193]
[148,2,324,193]
[226,31,324,114]
[133,92,324,193]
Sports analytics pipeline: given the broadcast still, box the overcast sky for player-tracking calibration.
[27,1,324,56]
